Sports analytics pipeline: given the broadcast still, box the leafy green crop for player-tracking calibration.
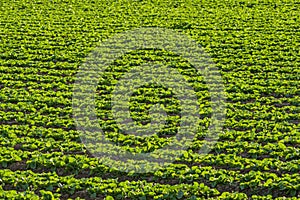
[0,0,299,199]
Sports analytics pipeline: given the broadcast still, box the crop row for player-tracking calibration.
[0,169,220,199]
[1,146,299,178]
[1,152,299,198]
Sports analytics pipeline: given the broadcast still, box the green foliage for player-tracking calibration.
[0,0,299,199]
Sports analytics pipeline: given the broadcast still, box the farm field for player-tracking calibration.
[0,0,299,199]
